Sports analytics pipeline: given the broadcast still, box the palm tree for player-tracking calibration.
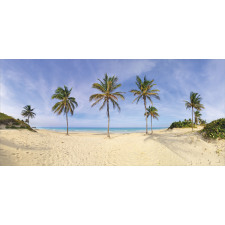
[130,76,160,134]
[21,105,36,125]
[199,118,206,125]
[185,92,204,131]
[145,106,159,134]
[51,85,78,135]
[89,73,125,137]
[194,110,202,125]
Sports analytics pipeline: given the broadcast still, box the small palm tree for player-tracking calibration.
[130,76,160,134]
[194,110,202,125]
[89,73,125,137]
[185,92,204,131]
[199,119,206,125]
[51,85,78,135]
[21,105,36,125]
[145,106,159,134]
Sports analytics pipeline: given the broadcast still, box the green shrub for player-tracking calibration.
[6,125,20,129]
[200,118,225,139]
[1,112,36,132]
[168,119,195,129]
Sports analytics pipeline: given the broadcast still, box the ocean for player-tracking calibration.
[37,127,167,133]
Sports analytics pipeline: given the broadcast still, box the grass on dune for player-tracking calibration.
[0,112,35,132]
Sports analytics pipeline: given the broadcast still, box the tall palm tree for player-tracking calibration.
[130,76,160,134]
[194,110,202,125]
[51,85,78,135]
[145,106,159,134]
[89,73,125,137]
[21,105,36,125]
[185,92,204,131]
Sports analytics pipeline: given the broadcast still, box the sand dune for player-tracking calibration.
[0,128,224,166]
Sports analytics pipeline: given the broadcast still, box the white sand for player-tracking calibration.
[0,128,224,166]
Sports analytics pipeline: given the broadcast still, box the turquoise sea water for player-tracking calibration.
[37,127,167,133]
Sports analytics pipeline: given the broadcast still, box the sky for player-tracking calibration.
[0,59,224,128]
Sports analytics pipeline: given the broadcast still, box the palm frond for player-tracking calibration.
[69,97,78,107]
[112,92,125,100]
[184,101,192,109]
[145,106,159,119]
[131,76,160,107]
[89,94,105,102]
[90,74,124,113]
[110,99,121,112]
[99,99,107,111]
[185,92,204,111]
[132,95,142,104]
[91,97,104,107]
[146,96,153,105]
[52,86,78,116]
[92,83,106,93]
[130,89,141,96]
[21,105,36,119]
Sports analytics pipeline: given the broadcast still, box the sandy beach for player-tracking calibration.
[0,128,224,166]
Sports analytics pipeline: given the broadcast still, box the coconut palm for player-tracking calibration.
[89,73,125,137]
[51,85,78,135]
[130,76,160,134]
[194,110,202,125]
[199,118,206,125]
[21,105,36,125]
[145,106,159,134]
[185,92,204,131]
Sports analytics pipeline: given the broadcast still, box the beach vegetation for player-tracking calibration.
[145,106,159,134]
[168,119,194,129]
[130,76,160,134]
[199,118,207,125]
[200,118,225,139]
[21,105,36,125]
[194,110,202,125]
[184,92,204,131]
[89,73,125,137]
[0,113,17,125]
[52,85,78,135]
[0,112,35,131]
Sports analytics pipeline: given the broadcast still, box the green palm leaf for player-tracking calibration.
[89,73,125,137]
[51,85,78,135]
[21,105,36,125]
[130,75,160,134]
[184,92,204,131]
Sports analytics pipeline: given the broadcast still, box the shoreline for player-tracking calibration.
[35,127,168,134]
[0,127,224,166]
[35,128,168,135]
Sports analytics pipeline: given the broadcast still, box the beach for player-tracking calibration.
[0,127,224,166]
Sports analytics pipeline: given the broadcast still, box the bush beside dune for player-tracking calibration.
[168,119,194,129]
[200,118,225,139]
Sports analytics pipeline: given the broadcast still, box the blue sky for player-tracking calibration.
[1,59,224,128]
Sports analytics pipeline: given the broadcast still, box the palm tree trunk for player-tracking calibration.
[28,116,30,125]
[66,112,69,135]
[192,107,193,132]
[107,100,110,138]
[144,99,148,134]
[151,115,153,134]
